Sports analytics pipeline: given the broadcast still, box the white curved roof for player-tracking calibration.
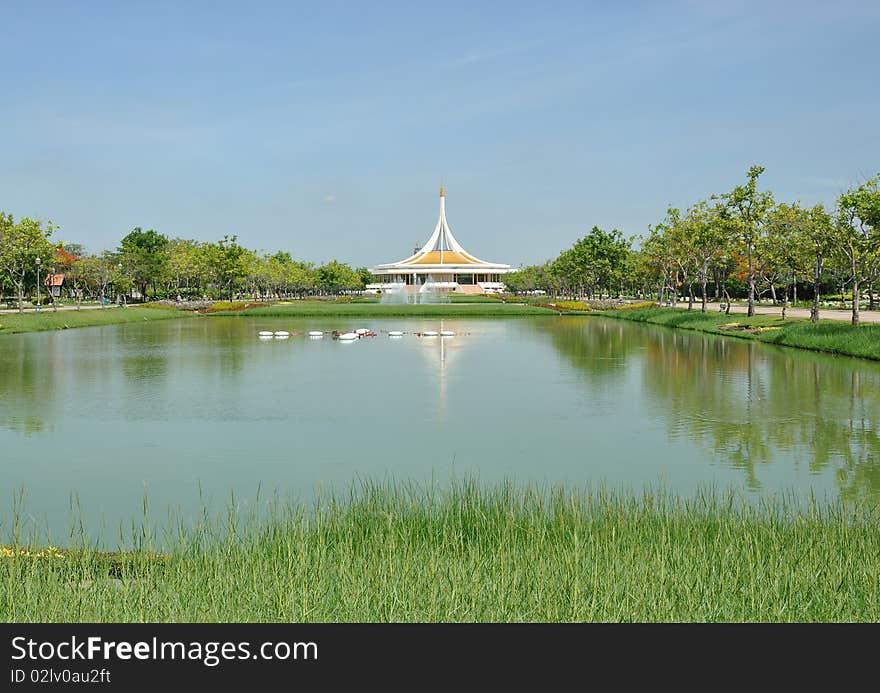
[373,187,512,274]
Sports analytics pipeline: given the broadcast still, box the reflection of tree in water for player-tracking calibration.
[542,318,880,503]
[0,335,55,434]
[0,320,252,433]
[543,318,632,385]
[116,324,170,384]
[638,328,880,501]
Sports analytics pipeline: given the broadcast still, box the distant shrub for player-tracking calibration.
[203,301,263,313]
[614,301,657,311]
[143,301,190,311]
[553,300,592,311]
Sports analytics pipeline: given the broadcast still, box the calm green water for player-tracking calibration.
[2,316,879,542]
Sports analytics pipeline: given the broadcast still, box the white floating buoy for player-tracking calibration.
[258,331,273,336]
[338,332,358,341]
[423,330,439,337]
[308,331,324,337]
[440,330,455,337]
[388,331,404,337]
[355,328,369,335]
[258,335,273,340]
[274,331,290,337]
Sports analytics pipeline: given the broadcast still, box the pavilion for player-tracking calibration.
[367,187,512,295]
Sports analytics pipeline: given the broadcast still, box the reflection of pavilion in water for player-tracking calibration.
[413,321,467,419]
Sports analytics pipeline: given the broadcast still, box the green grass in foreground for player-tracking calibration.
[0,306,193,336]
[4,483,880,622]
[596,307,880,360]
[212,300,556,317]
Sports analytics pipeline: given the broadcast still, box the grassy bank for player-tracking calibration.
[4,483,880,622]
[0,306,193,336]
[211,301,557,318]
[595,307,880,360]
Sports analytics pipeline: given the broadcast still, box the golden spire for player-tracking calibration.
[439,184,445,197]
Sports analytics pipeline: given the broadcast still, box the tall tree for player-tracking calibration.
[317,260,361,294]
[766,203,834,323]
[0,213,55,312]
[118,227,169,301]
[77,253,124,307]
[722,166,774,317]
[686,201,729,312]
[834,174,880,326]
[205,235,250,300]
[167,239,202,299]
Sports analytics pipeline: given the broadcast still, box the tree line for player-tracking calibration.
[0,219,372,312]
[3,167,878,324]
[505,167,879,325]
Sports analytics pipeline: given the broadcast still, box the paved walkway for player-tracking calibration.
[0,303,119,315]
[721,303,880,324]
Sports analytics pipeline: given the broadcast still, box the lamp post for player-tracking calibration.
[35,256,41,312]
[118,263,126,306]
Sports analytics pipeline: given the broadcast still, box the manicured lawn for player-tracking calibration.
[0,306,193,336]
[4,482,880,622]
[596,307,880,360]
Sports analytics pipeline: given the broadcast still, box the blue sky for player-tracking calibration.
[2,1,878,267]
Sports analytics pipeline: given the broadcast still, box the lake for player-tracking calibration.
[2,315,879,543]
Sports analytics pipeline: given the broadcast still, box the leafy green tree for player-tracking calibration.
[682,201,729,312]
[659,207,700,308]
[317,260,361,294]
[550,248,580,297]
[722,166,774,316]
[504,265,545,295]
[765,203,834,322]
[582,226,630,298]
[640,216,681,305]
[118,227,169,301]
[834,174,880,325]
[290,261,317,297]
[167,239,203,299]
[356,267,372,291]
[76,253,124,307]
[549,227,631,299]
[205,235,250,300]
[0,213,55,312]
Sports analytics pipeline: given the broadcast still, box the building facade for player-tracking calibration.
[367,187,512,295]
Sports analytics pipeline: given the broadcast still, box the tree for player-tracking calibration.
[505,265,541,295]
[76,253,123,307]
[118,227,169,301]
[577,226,630,298]
[317,260,361,294]
[640,216,681,305]
[765,203,834,323]
[167,239,203,299]
[550,248,580,298]
[66,254,88,309]
[686,201,728,312]
[356,267,372,291]
[722,166,774,316]
[549,227,631,299]
[660,207,700,309]
[834,174,880,325]
[0,213,55,312]
[204,235,250,300]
